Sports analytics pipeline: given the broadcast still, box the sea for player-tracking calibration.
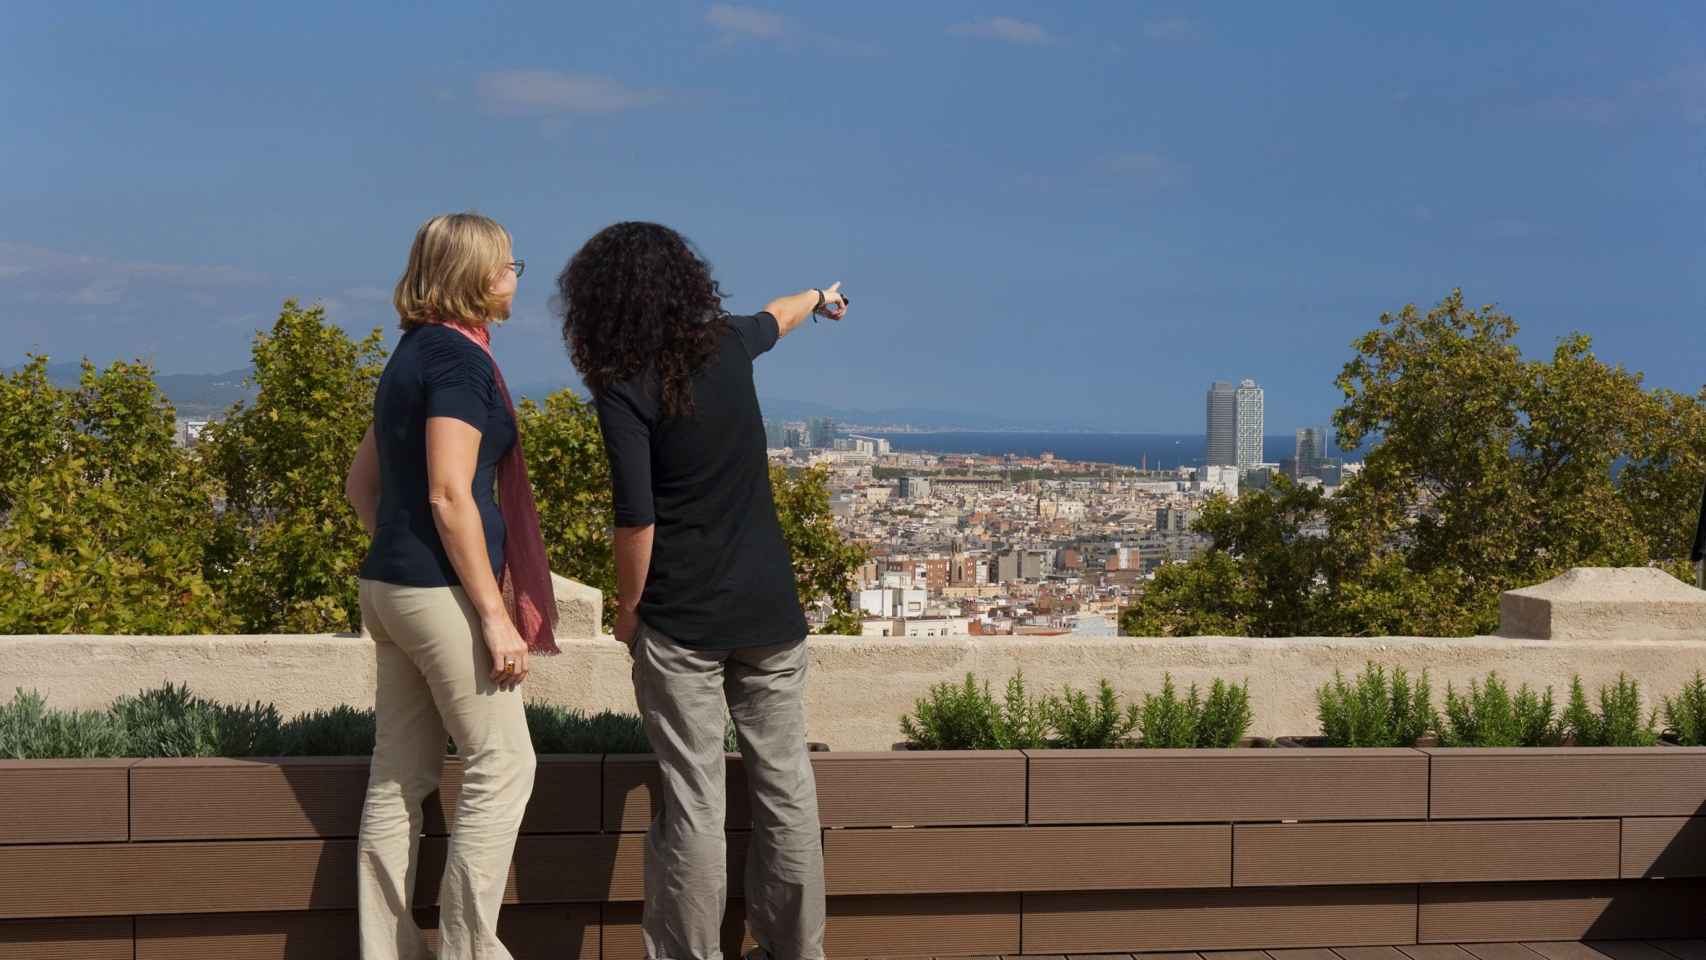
[865,433,1358,471]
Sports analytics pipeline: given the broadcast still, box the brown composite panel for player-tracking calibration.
[1020,886,1418,953]
[605,753,753,832]
[129,755,600,840]
[0,839,357,918]
[605,751,1028,832]
[0,760,132,844]
[0,917,131,960]
[826,893,1022,958]
[1621,818,1706,878]
[1418,881,1706,943]
[812,751,1027,827]
[135,906,598,960]
[823,824,1230,895]
[1269,950,1344,960]
[1025,749,1427,824]
[419,832,747,904]
[1425,748,1706,819]
[1652,944,1706,960]
[1233,820,1620,886]
[1335,949,1411,960]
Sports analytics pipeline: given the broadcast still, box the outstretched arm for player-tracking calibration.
[764,282,849,338]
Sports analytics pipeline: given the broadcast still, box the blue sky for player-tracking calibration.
[3,1,1703,432]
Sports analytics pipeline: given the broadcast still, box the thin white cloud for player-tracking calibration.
[476,70,665,117]
[1142,18,1199,41]
[0,241,268,308]
[1104,152,1188,188]
[707,4,788,40]
[950,17,1053,46]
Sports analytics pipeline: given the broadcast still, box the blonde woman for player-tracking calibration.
[344,212,559,959]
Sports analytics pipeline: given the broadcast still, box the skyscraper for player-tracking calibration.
[1205,381,1237,467]
[1295,425,1329,477]
[763,419,787,449]
[1235,379,1264,471]
[807,417,836,449]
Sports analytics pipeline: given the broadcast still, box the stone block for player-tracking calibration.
[551,572,604,640]
[1498,567,1706,641]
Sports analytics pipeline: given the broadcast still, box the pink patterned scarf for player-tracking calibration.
[444,321,560,655]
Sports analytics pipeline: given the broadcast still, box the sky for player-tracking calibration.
[3,1,1704,433]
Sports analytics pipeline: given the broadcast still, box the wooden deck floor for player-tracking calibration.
[968,941,1706,960]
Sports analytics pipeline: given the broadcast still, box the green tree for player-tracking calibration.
[517,389,617,623]
[1123,290,1706,638]
[201,301,385,632]
[0,357,230,633]
[769,465,869,634]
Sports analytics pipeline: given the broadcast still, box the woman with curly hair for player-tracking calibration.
[558,221,848,960]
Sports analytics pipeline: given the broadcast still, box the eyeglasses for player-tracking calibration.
[509,259,526,278]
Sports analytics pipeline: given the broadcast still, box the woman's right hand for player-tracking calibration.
[814,281,849,321]
[481,611,530,690]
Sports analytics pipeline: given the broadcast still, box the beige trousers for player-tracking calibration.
[631,622,826,960]
[357,579,537,960]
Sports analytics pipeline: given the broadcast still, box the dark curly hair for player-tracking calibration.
[557,222,731,418]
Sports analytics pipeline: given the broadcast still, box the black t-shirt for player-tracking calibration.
[360,324,516,587]
[595,312,808,649]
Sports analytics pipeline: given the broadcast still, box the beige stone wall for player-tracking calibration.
[6,631,1704,750]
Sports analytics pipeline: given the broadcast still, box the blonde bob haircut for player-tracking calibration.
[393,212,512,330]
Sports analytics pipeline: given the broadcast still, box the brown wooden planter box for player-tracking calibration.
[4,746,1706,959]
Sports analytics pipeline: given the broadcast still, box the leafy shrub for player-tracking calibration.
[1440,672,1560,747]
[1044,680,1139,749]
[0,690,130,759]
[526,703,651,754]
[1662,672,1706,746]
[1564,674,1659,746]
[1135,676,1253,748]
[1316,663,1436,747]
[0,685,661,758]
[279,705,377,756]
[1197,678,1255,748]
[898,671,1050,750]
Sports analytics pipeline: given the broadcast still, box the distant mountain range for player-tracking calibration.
[14,362,1132,431]
[21,362,255,418]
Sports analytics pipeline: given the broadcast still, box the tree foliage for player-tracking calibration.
[200,301,386,632]
[0,357,230,633]
[1124,290,1706,638]
[769,464,869,634]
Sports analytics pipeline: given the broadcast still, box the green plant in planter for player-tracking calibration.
[1197,678,1254,748]
[1564,674,1659,747]
[279,705,378,756]
[526,703,652,754]
[898,670,1051,750]
[0,690,131,759]
[1316,663,1436,747]
[900,673,1000,750]
[110,683,286,758]
[1044,680,1139,749]
[1135,676,1253,748]
[1662,672,1706,746]
[1441,673,1560,747]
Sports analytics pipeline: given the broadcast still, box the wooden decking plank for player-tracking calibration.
[1269,951,1343,960]
[1336,949,1411,960]
[1523,944,1617,960]
[1462,946,1546,960]
[1400,947,1479,960]
[1590,943,1684,960]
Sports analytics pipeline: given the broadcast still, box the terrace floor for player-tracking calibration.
[991,944,1706,960]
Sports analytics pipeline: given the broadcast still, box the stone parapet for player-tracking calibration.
[1498,567,1706,641]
